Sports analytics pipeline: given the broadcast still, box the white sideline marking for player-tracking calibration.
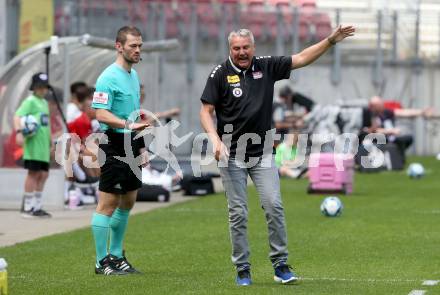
[301,277,420,283]
[423,280,439,286]
[414,210,440,215]
[408,290,426,295]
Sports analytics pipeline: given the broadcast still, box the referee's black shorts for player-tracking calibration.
[98,131,145,195]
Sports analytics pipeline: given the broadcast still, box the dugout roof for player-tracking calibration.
[0,35,178,166]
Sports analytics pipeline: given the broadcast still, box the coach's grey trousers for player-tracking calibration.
[219,156,289,272]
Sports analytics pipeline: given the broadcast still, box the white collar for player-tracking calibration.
[228,56,256,74]
[228,56,242,73]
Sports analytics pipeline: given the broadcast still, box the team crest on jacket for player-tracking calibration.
[232,88,243,98]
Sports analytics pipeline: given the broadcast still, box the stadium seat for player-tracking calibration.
[167,1,193,39]
[266,11,291,41]
[298,13,312,42]
[219,0,240,4]
[218,0,241,34]
[314,12,332,41]
[105,0,116,15]
[267,0,292,7]
[196,1,219,39]
[54,6,67,35]
[294,0,316,9]
[242,0,268,40]
[162,3,179,38]
[273,0,294,24]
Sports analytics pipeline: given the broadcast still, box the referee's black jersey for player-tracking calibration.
[201,55,292,157]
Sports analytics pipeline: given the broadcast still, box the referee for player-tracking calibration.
[200,26,354,285]
[91,26,149,275]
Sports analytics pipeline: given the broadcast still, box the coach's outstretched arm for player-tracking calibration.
[291,25,355,69]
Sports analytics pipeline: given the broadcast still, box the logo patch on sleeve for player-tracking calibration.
[93,92,109,104]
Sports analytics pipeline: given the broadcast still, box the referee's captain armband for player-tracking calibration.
[93,92,109,105]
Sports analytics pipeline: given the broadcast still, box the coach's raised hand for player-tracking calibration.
[327,25,355,45]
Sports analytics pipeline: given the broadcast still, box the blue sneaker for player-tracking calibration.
[236,269,252,286]
[274,264,299,284]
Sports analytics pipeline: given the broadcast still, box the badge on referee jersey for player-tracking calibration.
[232,88,243,98]
[93,92,109,104]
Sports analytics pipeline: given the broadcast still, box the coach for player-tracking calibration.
[200,26,354,285]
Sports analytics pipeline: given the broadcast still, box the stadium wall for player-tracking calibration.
[0,169,65,209]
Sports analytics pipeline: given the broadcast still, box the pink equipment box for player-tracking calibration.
[307,153,354,195]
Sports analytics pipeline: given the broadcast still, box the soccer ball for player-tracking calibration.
[20,114,39,137]
[320,196,343,217]
[407,163,425,179]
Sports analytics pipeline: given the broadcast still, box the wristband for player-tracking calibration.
[125,119,133,129]
[327,37,336,45]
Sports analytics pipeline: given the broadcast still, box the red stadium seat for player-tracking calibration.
[298,13,312,41]
[218,0,240,3]
[294,0,316,8]
[55,6,67,35]
[242,0,267,40]
[314,12,332,41]
[134,1,148,24]
[267,0,292,6]
[105,0,116,15]
[197,2,219,38]
[165,4,180,38]
[217,0,241,34]
[266,11,291,40]
[170,1,192,38]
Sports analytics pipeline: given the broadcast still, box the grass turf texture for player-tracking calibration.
[1,157,440,295]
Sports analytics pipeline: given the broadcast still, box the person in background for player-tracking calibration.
[360,96,432,161]
[13,73,52,218]
[273,85,315,139]
[275,133,305,179]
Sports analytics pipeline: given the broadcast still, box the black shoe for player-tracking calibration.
[32,209,52,218]
[113,252,142,274]
[95,255,127,276]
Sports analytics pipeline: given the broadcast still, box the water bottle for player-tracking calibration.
[68,188,80,209]
[0,258,8,295]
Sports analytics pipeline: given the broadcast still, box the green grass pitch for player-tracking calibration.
[1,157,440,294]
